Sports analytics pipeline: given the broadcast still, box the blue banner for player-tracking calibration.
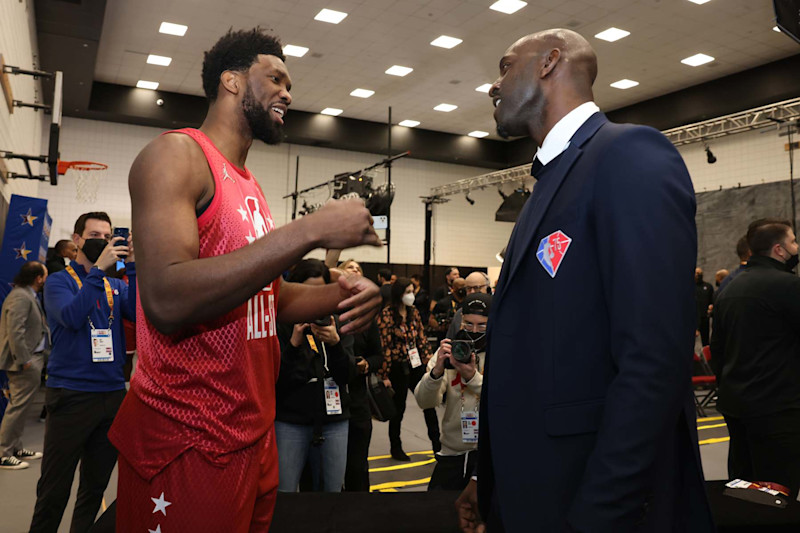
[0,195,51,307]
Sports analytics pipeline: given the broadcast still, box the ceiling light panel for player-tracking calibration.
[350,88,375,98]
[594,28,630,42]
[136,80,159,90]
[687,0,712,4]
[475,83,493,93]
[681,53,715,66]
[159,22,187,36]
[431,36,463,49]
[398,120,420,127]
[146,54,172,66]
[434,103,458,112]
[489,0,527,15]
[610,79,639,89]
[315,9,348,24]
[283,45,309,57]
[385,65,413,77]
[468,131,489,138]
[320,108,343,116]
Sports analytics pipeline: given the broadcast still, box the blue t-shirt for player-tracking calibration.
[44,262,136,392]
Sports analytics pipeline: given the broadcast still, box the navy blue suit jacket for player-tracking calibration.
[478,113,715,532]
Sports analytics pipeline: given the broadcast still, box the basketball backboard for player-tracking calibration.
[47,71,62,185]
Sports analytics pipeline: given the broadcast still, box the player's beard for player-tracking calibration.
[242,84,283,145]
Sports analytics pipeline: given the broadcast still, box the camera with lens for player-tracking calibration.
[444,330,475,369]
[313,316,332,327]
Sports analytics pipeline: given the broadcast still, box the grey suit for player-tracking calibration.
[0,286,50,458]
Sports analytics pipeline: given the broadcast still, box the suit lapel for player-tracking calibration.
[495,113,607,303]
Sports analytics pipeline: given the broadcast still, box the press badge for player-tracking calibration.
[408,347,422,369]
[461,410,479,443]
[91,329,114,363]
[324,377,342,415]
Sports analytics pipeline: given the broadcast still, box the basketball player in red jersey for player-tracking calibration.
[109,28,382,532]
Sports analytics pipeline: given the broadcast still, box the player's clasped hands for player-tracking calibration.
[312,198,382,250]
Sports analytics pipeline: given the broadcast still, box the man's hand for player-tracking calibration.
[356,358,369,375]
[432,339,452,379]
[22,361,32,371]
[337,275,381,334]
[309,199,382,250]
[310,321,340,346]
[94,236,130,272]
[455,479,485,533]
[452,351,477,382]
[125,232,135,263]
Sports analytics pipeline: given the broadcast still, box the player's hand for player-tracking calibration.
[337,275,381,334]
[309,199,382,250]
[455,479,485,533]
[125,232,135,263]
[94,236,130,272]
[310,321,340,345]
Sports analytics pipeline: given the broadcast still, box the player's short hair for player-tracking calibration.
[746,218,793,256]
[202,28,286,102]
[14,261,45,287]
[55,239,73,255]
[288,259,330,284]
[73,212,112,236]
[735,235,750,261]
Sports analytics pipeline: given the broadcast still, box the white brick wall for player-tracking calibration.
[677,126,793,193]
[37,116,514,268]
[0,0,43,200]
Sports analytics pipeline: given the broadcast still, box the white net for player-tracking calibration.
[66,163,106,203]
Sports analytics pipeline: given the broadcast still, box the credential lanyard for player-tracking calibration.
[66,265,115,326]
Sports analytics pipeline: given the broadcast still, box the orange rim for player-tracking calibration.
[57,160,108,175]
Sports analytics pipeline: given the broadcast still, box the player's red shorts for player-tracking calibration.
[115,427,278,533]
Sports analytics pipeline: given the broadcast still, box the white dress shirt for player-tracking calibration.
[534,101,600,166]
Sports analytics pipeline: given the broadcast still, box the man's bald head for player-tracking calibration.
[491,29,598,143]
[465,272,490,294]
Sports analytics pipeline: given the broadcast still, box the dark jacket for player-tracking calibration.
[716,263,746,295]
[711,255,800,418]
[347,321,384,423]
[478,114,714,532]
[276,319,354,425]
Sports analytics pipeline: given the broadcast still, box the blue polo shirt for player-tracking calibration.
[43,262,136,392]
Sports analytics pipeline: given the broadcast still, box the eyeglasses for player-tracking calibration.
[461,321,487,332]
[465,284,487,294]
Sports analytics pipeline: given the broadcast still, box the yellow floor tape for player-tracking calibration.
[696,416,724,423]
[697,422,727,431]
[699,436,730,446]
[370,477,432,492]
[368,450,433,461]
[369,458,436,473]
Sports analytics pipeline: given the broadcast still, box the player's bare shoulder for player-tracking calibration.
[129,132,212,203]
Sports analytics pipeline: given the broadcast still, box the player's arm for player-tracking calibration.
[130,133,381,335]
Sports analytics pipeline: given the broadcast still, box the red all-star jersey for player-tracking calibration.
[110,128,281,479]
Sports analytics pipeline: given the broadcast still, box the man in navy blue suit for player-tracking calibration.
[455,29,715,532]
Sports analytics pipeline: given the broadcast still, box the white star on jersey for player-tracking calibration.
[237,205,249,221]
[245,232,256,244]
[151,492,172,516]
[148,525,162,533]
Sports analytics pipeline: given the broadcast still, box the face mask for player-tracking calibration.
[402,293,415,307]
[695,275,703,285]
[464,330,487,352]
[456,288,467,299]
[81,238,108,263]
[782,246,799,270]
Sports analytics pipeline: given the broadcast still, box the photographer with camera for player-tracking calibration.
[415,293,489,491]
[275,260,354,492]
[429,277,467,342]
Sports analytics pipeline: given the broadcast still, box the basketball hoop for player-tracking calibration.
[57,160,107,203]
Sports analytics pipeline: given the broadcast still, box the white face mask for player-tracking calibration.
[402,293,415,307]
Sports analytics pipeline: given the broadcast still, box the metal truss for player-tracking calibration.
[662,97,800,146]
[429,97,800,198]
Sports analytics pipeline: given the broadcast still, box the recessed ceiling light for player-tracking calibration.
[320,108,343,116]
[431,35,463,49]
[398,120,420,128]
[773,26,781,32]
[136,80,159,90]
[314,9,348,24]
[434,103,458,112]
[385,65,413,77]
[594,28,630,42]
[350,88,375,98]
[687,0,711,4]
[283,45,309,57]
[475,83,493,93]
[146,54,172,66]
[468,131,489,138]
[159,22,187,36]
[681,53,715,66]
[610,79,639,89]
[489,0,527,14]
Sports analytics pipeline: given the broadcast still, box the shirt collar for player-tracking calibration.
[534,101,600,166]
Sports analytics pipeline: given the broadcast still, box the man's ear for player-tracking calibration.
[220,70,242,96]
[540,48,561,78]
[72,233,81,246]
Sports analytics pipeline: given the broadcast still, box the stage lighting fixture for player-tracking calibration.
[498,188,507,200]
[465,193,475,205]
[495,188,530,222]
[705,145,717,164]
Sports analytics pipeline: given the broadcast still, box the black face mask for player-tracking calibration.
[81,238,108,263]
[456,288,467,299]
[785,254,799,271]
[695,276,704,285]
[460,329,487,353]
